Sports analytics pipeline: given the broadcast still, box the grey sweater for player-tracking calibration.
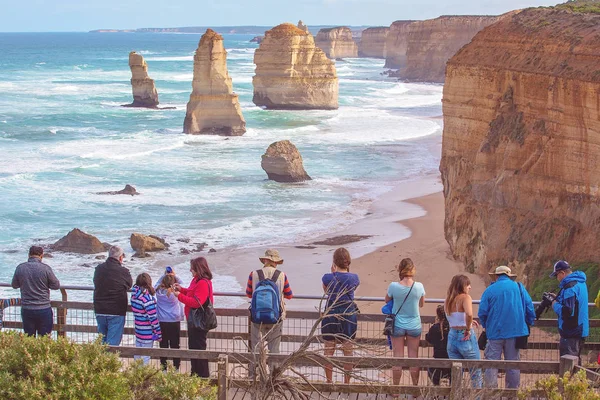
[12,257,60,310]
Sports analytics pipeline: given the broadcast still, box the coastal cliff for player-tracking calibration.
[384,20,415,69]
[315,27,358,59]
[183,29,246,135]
[253,23,338,110]
[126,52,159,108]
[359,27,389,58]
[440,8,600,277]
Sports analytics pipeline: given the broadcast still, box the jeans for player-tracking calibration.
[447,328,482,388]
[188,323,209,377]
[249,322,283,378]
[159,321,181,370]
[22,307,53,337]
[484,338,520,388]
[96,314,126,346]
[135,339,153,365]
[559,337,583,362]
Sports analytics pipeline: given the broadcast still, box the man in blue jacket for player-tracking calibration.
[550,260,588,362]
[478,266,535,389]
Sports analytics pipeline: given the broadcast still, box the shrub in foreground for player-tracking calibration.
[519,370,600,400]
[0,332,215,400]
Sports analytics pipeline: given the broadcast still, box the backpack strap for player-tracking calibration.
[271,270,282,283]
[256,269,266,282]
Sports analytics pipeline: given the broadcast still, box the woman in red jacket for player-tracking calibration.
[173,257,214,377]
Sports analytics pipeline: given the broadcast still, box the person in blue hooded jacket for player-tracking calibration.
[478,266,535,389]
[549,260,589,362]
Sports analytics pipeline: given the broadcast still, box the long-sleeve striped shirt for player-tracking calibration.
[131,285,161,342]
[0,298,21,330]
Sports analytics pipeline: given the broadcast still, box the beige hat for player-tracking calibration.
[259,249,283,265]
[488,265,516,277]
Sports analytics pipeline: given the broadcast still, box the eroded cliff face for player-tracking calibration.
[440,8,600,277]
[253,23,338,110]
[384,20,414,69]
[403,15,500,83]
[183,29,246,135]
[359,27,389,58]
[315,27,358,59]
[127,52,159,108]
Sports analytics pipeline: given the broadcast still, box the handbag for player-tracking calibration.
[515,282,530,350]
[478,330,487,351]
[188,279,218,331]
[382,282,414,336]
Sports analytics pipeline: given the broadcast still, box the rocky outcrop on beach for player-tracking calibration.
[261,140,311,183]
[440,8,600,277]
[315,27,358,59]
[384,20,415,69]
[97,184,139,196]
[403,15,500,83]
[253,23,338,110]
[359,27,389,58]
[183,29,246,136]
[130,233,168,257]
[52,229,109,254]
[125,52,159,108]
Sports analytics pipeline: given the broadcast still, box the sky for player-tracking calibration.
[1,0,560,32]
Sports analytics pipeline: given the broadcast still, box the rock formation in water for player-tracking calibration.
[297,20,309,33]
[253,23,338,110]
[384,20,415,69]
[250,36,264,43]
[125,52,159,108]
[183,29,246,136]
[97,184,139,196]
[52,229,109,254]
[315,27,358,59]
[402,15,500,82]
[130,233,169,257]
[261,140,311,183]
[440,8,600,277]
[359,27,389,58]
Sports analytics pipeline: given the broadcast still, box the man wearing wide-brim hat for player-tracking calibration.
[245,249,293,377]
[478,266,535,389]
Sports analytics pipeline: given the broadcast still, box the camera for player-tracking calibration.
[535,292,556,319]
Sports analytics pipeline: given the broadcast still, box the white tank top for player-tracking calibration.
[447,301,467,327]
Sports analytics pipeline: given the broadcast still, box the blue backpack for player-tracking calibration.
[250,269,282,324]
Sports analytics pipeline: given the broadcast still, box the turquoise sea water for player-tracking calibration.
[0,32,442,290]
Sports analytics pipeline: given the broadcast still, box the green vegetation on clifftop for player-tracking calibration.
[556,0,600,14]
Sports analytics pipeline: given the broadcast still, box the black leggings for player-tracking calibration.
[159,321,181,370]
[188,323,208,377]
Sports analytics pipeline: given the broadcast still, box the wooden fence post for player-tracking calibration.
[449,362,463,400]
[559,355,578,377]
[217,354,229,400]
[57,288,68,338]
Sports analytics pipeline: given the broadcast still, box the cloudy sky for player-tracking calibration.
[2,0,559,32]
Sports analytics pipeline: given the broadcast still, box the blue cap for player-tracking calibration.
[165,266,173,274]
[549,260,570,278]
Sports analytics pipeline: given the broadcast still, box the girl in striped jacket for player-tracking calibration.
[131,273,162,365]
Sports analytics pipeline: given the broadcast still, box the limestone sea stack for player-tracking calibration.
[358,27,389,58]
[440,8,600,276]
[51,228,109,254]
[253,23,338,110]
[261,140,311,183]
[297,20,309,33]
[384,20,415,69]
[315,27,358,59]
[183,29,246,135]
[402,15,500,83]
[126,51,159,108]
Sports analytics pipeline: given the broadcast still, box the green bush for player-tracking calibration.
[519,370,600,400]
[0,332,215,400]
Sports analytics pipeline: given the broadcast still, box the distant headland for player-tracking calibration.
[89,25,369,35]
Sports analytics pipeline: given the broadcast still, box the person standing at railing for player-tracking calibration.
[93,245,133,346]
[445,274,482,388]
[425,305,451,386]
[385,258,425,387]
[155,268,184,370]
[321,247,360,384]
[11,246,60,337]
[478,266,535,389]
[172,257,214,378]
[131,273,162,365]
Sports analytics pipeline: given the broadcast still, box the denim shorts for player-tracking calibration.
[392,327,422,338]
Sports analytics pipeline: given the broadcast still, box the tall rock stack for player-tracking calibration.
[297,20,309,33]
[359,27,389,58]
[315,27,358,59]
[440,8,600,276]
[384,20,415,69]
[253,23,338,110]
[183,29,246,135]
[127,51,159,108]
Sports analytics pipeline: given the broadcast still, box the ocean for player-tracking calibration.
[0,32,443,297]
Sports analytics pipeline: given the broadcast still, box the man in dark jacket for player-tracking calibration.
[93,245,132,345]
[11,246,60,337]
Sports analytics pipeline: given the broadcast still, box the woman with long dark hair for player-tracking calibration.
[173,257,214,377]
[444,274,482,388]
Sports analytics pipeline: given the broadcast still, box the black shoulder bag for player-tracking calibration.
[188,279,218,331]
[383,282,415,336]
